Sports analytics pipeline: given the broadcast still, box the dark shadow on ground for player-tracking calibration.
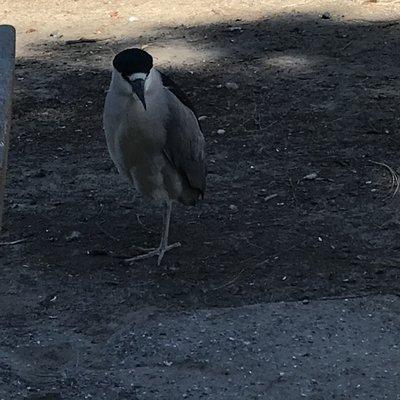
[2,12,400,344]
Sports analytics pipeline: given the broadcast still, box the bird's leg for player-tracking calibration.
[157,200,181,265]
[125,201,181,265]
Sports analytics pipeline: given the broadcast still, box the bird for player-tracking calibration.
[103,48,206,265]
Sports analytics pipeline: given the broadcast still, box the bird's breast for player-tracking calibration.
[104,90,174,202]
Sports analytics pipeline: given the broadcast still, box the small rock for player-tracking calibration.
[65,231,81,241]
[198,115,207,121]
[229,204,238,212]
[217,129,225,134]
[228,26,243,32]
[321,12,331,19]
[49,31,63,39]
[303,172,318,180]
[163,361,173,366]
[225,82,239,90]
[128,16,139,22]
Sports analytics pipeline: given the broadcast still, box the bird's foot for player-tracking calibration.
[125,242,181,266]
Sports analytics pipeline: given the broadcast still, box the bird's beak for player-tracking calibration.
[129,79,146,110]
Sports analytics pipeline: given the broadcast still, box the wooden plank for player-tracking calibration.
[0,25,16,232]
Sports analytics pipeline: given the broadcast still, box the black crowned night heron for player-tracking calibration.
[103,48,206,265]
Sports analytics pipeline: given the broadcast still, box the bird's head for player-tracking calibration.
[112,48,153,110]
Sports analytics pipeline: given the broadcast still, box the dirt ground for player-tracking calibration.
[1,0,400,398]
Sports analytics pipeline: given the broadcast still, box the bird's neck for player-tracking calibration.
[144,68,162,95]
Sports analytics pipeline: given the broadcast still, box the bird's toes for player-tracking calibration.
[156,242,181,265]
[166,242,181,250]
[124,248,158,263]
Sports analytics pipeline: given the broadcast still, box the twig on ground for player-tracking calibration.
[340,41,353,52]
[209,269,245,291]
[0,238,28,246]
[136,214,155,233]
[65,37,112,45]
[264,193,278,202]
[370,160,400,196]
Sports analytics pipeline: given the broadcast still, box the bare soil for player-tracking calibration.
[1,0,400,398]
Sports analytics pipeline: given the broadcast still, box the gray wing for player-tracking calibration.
[163,90,206,195]
[159,72,198,118]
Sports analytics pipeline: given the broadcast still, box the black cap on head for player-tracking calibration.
[113,48,153,77]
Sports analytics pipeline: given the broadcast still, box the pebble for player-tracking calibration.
[217,129,225,134]
[228,26,243,32]
[49,31,63,39]
[303,172,318,180]
[225,82,239,90]
[65,231,82,241]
